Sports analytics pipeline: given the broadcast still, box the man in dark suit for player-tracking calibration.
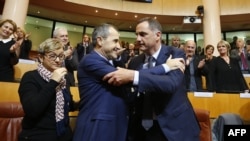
[184,40,206,91]
[103,17,200,141]
[75,34,93,62]
[73,24,129,141]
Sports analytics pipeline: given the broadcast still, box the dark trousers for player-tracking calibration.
[127,120,168,141]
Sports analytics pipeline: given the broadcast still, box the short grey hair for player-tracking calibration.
[53,27,68,38]
[92,23,118,47]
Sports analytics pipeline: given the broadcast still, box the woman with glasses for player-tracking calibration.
[207,40,248,93]
[18,38,78,141]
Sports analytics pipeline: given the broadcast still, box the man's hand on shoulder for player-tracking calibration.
[103,67,135,86]
[166,55,185,72]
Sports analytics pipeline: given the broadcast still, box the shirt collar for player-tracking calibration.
[0,38,12,43]
[145,45,162,61]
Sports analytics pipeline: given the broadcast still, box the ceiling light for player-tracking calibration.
[115,13,118,16]
[95,10,98,13]
[134,15,138,18]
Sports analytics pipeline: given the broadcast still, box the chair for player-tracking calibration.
[194,108,212,141]
[212,113,243,141]
[0,102,24,141]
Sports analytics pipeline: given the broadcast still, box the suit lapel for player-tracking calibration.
[155,45,173,65]
[129,54,145,70]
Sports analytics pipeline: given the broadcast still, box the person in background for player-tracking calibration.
[230,38,250,74]
[126,43,136,65]
[246,39,250,56]
[75,34,92,62]
[230,36,238,53]
[184,40,206,91]
[208,40,248,92]
[0,19,21,82]
[171,35,181,48]
[15,27,32,59]
[195,46,202,56]
[179,42,185,51]
[200,44,216,91]
[18,38,78,141]
[103,17,200,141]
[53,27,78,86]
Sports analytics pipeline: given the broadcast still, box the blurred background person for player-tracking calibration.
[75,34,92,62]
[15,27,32,60]
[171,35,180,48]
[0,19,21,82]
[179,42,185,51]
[208,40,248,92]
[18,38,78,141]
[53,27,78,86]
[230,38,250,74]
[230,36,238,52]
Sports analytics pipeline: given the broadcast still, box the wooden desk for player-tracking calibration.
[14,59,37,81]
[244,74,250,88]
[1,82,250,120]
[188,92,250,121]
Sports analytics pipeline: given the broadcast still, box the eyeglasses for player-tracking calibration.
[45,53,65,61]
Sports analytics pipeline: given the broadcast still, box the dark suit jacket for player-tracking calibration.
[73,51,128,141]
[64,45,78,86]
[184,55,204,91]
[230,48,250,73]
[127,45,200,141]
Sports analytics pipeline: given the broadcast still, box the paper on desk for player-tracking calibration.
[194,92,214,97]
[19,59,36,64]
[240,93,250,98]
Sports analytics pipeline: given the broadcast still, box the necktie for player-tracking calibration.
[83,43,87,56]
[142,56,154,130]
[240,52,248,70]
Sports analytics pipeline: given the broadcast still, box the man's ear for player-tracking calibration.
[96,37,103,47]
[156,31,162,41]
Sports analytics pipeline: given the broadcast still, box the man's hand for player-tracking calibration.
[198,59,205,69]
[166,55,185,72]
[103,67,135,86]
[64,46,73,59]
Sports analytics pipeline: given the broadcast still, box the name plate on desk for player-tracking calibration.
[194,92,213,97]
[240,93,250,98]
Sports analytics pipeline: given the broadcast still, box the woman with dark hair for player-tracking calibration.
[200,44,216,90]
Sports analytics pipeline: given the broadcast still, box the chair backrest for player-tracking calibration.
[194,108,212,141]
[0,102,24,141]
[212,113,243,141]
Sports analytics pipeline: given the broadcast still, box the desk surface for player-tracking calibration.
[1,82,250,120]
[188,92,250,121]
